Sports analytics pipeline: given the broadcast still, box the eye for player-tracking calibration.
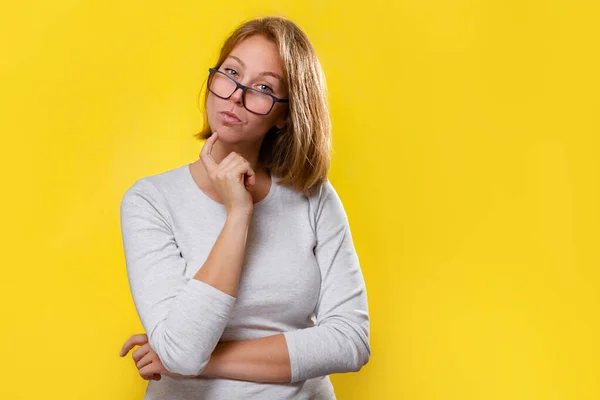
[224,68,238,77]
[256,83,273,93]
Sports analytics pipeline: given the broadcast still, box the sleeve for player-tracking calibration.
[119,178,237,376]
[282,179,371,383]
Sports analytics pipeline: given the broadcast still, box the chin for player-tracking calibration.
[210,123,244,140]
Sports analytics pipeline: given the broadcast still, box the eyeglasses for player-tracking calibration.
[207,68,289,116]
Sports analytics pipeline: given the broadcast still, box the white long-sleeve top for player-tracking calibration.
[119,162,371,399]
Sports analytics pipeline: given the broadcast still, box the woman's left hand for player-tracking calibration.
[120,333,192,381]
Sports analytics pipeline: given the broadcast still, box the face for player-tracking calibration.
[206,34,289,144]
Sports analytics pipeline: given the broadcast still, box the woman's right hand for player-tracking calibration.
[200,131,256,216]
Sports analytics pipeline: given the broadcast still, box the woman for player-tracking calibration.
[118,16,370,399]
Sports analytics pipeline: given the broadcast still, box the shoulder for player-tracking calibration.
[308,178,343,206]
[122,164,187,201]
[306,178,348,224]
[120,165,187,220]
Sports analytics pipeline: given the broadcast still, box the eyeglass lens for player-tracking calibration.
[209,71,273,115]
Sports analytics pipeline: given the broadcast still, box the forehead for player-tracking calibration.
[226,35,283,76]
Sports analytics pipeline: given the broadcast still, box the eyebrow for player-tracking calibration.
[227,55,283,82]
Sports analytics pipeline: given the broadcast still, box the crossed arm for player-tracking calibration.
[120,178,370,384]
[120,332,292,383]
[197,333,291,383]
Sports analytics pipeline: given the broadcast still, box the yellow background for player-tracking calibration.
[1,1,598,399]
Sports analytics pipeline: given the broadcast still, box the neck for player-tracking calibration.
[210,138,267,176]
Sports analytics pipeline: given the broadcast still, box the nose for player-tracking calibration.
[229,86,243,105]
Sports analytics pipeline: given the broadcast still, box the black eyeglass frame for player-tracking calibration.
[207,68,289,116]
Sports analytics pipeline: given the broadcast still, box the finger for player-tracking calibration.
[136,350,154,370]
[224,160,255,187]
[152,373,162,381]
[246,171,256,187]
[198,130,218,158]
[119,333,148,357]
[216,151,241,173]
[199,132,219,173]
[246,165,256,186]
[139,361,161,380]
[220,152,249,174]
[220,157,245,175]
[132,343,150,363]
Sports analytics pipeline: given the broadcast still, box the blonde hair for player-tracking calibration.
[193,16,331,194]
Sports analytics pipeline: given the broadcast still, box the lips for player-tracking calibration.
[219,111,242,124]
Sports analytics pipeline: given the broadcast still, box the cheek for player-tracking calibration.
[206,96,218,126]
[247,115,277,134]
[206,95,214,114]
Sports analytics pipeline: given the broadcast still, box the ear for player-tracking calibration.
[275,109,289,130]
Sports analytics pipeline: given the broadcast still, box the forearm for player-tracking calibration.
[195,334,292,383]
[193,211,251,298]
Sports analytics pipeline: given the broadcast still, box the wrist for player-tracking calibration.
[227,208,253,223]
